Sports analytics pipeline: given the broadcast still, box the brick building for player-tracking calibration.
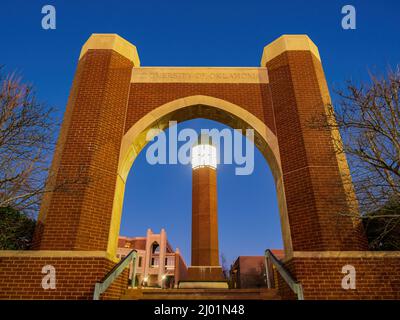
[117,229,187,288]
[230,250,285,289]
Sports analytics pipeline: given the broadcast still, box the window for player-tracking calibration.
[165,257,175,267]
[152,242,160,254]
[138,257,142,267]
[151,257,159,267]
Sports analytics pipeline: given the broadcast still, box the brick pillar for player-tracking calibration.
[183,136,226,286]
[191,167,219,266]
[262,35,367,251]
[33,34,139,252]
[158,228,167,286]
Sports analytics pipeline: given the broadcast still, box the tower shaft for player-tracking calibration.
[191,167,219,266]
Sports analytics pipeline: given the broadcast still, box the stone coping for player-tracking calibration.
[131,67,269,84]
[79,33,140,66]
[283,251,400,262]
[78,34,321,76]
[261,34,321,66]
[2,250,399,261]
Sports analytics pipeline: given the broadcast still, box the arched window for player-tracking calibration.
[151,242,160,254]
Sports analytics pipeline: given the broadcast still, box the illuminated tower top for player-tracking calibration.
[191,134,217,170]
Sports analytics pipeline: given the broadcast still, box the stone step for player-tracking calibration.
[121,288,281,300]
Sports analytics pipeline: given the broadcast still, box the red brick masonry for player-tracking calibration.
[33,48,367,254]
[1,252,399,299]
[277,254,400,300]
[0,253,127,300]
[4,35,396,300]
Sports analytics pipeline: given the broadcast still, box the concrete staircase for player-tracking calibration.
[121,288,281,300]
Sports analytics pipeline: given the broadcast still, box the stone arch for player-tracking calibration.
[107,95,293,259]
[18,33,387,301]
[34,33,368,259]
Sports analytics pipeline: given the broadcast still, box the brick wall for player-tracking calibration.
[0,255,128,300]
[125,82,275,134]
[237,256,267,289]
[276,256,400,300]
[266,51,368,251]
[34,49,133,251]
[174,252,188,285]
[2,254,398,299]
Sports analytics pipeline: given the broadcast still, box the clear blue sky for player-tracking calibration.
[1,0,399,265]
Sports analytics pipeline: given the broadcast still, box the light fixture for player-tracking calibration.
[191,134,217,170]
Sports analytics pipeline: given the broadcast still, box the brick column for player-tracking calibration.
[183,136,226,286]
[191,167,220,266]
[262,35,367,251]
[158,228,167,286]
[34,34,139,252]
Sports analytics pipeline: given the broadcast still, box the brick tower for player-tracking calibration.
[180,134,227,288]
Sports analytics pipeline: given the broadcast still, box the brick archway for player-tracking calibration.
[107,95,293,258]
[1,33,397,300]
[33,34,367,256]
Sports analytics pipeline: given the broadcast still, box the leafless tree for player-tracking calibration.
[0,67,57,218]
[311,67,400,249]
[220,252,230,280]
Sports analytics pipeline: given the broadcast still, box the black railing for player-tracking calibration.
[93,250,137,300]
[264,249,304,300]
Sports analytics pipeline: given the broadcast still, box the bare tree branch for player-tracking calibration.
[0,67,58,217]
[310,66,400,250]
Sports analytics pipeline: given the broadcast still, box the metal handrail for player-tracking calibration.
[264,249,304,300]
[93,249,137,300]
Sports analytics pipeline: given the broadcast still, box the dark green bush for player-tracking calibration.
[0,207,36,250]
